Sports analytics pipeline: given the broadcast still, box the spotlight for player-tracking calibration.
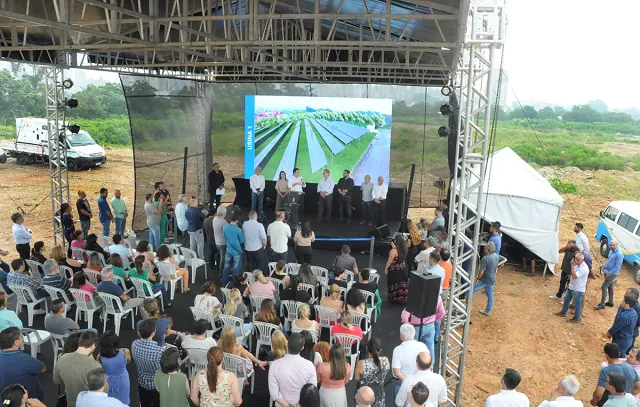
[440,104,455,116]
[62,79,74,89]
[64,98,78,108]
[441,86,452,96]
[67,124,80,134]
[438,126,452,138]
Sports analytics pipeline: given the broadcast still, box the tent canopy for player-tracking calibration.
[469,147,564,265]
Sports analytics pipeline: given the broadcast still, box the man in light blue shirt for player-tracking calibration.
[488,221,502,255]
[243,210,267,273]
[174,194,189,246]
[97,188,113,237]
[222,214,245,286]
[423,251,445,294]
[316,169,335,223]
[76,367,127,407]
[107,235,131,260]
[596,241,625,310]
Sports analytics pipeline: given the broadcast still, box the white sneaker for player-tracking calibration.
[549,295,561,300]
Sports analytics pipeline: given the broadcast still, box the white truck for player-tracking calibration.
[0,118,106,170]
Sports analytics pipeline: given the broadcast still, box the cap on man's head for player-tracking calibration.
[575,222,584,229]
[491,221,501,229]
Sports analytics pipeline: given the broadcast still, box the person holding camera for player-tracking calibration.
[250,167,266,218]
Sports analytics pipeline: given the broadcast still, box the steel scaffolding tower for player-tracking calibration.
[44,65,70,247]
[440,1,505,406]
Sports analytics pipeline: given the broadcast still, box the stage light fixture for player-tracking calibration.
[440,104,455,116]
[62,79,74,89]
[67,124,80,134]
[65,98,78,108]
[441,86,452,96]
[438,126,452,138]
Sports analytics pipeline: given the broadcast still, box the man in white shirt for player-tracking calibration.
[392,324,429,400]
[355,386,376,407]
[555,253,589,323]
[288,167,306,217]
[174,194,189,246]
[267,211,292,262]
[485,368,530,407]
[360,175,375,226]
[317,169,335,223]
[537,375,583,407]
[574,223,590,252]
[372,176,388,226]
[395,352,447,407]
[243,210,267,273]
[211,206,229,269]
[250,167,266,218]
[11,212,32,260]
[421,251,445,294]
[415,237,437,273]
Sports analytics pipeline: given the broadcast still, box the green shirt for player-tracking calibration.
[131,269,153,295]
[154,371,189,407]
[110,197,127,219]
[112,266,128,280]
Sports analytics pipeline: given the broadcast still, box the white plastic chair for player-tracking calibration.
[243,271,255,285]
[310,266,329,286]
[253,321,279,358]
[298,283,317,303]
[10,285,48,326]
[280,300,302,332]
[286,263,300,275]
[344,270,355,285]
[21,328,51,359]
[42,286,74,317]
[220,287,230,304]
[186,348,209,381]
[58,265,74,281]
[219,314,252,348]
[86,251,107,267]
[98,235,113,250]
[124,235,138,251]
[267,262,277,274]
[331,333,361,380]
[24,260,45,283]
[182,247,208,283]
[369,273,380,285]
[291,327,319,343]
[82,269,101,286]
[157,261,183,301]
[338,287,348,302]
[361,290,378,323]
[266,277,285,294]
[70,288,103,330]
[351,311,372,340]
[249,294,274,319]
[71,247,87,262]
[189,306,220,337]
[166,244,184,265]
[51,333,68,368]
[98,292,135,335]
[314,305,340,335]
[112,275,134,296]
[223,352,255,394]
[130,278,164,311]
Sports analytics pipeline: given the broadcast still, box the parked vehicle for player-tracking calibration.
[595,200,640,283]
[0,118,106,170]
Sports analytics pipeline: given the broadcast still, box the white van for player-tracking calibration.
[595,200,640,282]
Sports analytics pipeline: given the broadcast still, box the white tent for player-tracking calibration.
[468,147,564,267]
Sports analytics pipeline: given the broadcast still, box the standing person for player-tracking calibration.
[574,222,590,252]
[360,175,375,226]
[485,368,530,407]
[154,191,169,245]
[154,347,190,407]
[208,162,225,209]
[53,331,102,407]
[268,211,292,262]
[336,170,355,223]
[110,189,127,237]
[426,207,446,237]
[488,222,502,255]
[473,241,507,316]
[602,372,637,407]
[97,188,113,237]
[385,235,409,305]
[0,327,46,401]
[294,220,316,264]
[441,199,450,231]
[538,375,582,407]
[595,241,624,310]
[372,177,388,227]
[354,337,390,407]
[132,319,164,407]
[269,333,318,407]
[212,206,229,270]
[390,324,429,401]
[243,210,267,273]
[555,253,590,323]
[550,240,576,301]
[175,195,189,247]
[275,171,290,212]
[191,347,242,407]
[203,208,217,267]
[221,214,245,286]
[317,343,351,407]
[11,213,32,260]
[408,383,429,407]
[400,295,445,359]
[250,167,266,218]
[185,198,207,259]
[355,387,376,407]
[144,193,162,250]
[609,295,639,358]
[590,343,640,407]
[395,352,447,407]
[289,168,307,216]
[76,190,93,237]
[619,288,640,348]
[98,331,131,405]
[317,169,335,223]
[61,203,76,257]
[76,367,128,407]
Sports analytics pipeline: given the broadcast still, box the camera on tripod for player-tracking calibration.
[433,178,446,190]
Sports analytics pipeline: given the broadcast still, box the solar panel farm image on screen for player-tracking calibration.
[244,95,392,184]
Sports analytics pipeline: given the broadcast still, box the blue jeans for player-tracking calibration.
[561,289,584,320]
[251,192,264,216]
[413,323,436,359]
[392,378,402,402]
[74,328,98,334]
[148,225,161,250]
[361,200,373,223]
[101,221,110,237]
[222,253,242,286]
[434,320,441,343]
[152,283,169,305]
[114,218,126,236]
[614,337,634,358]
[473,280,495,313]
[80,220,91,237]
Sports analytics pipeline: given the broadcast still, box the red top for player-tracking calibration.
[330,324,363,340]
[440,260,453,290]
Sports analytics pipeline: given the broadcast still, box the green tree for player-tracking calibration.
[538,106,556,120]
[563,105,602,123]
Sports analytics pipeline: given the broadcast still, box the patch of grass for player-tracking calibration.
[550,178,578,194]
[261,123,297,179]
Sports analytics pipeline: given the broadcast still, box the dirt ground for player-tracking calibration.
[0,149,634,405]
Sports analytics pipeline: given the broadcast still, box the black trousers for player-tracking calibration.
[556,272,570,297]
[374,199,387,226]
[138,386,160,407]
[338,195,352,221]
[317,194,333,222]
[209,190,222,209]
[295,245,313,264]
[246,248,266,273]
[16,243,30,260]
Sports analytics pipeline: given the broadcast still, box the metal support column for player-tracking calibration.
[195,82,207,204]
[440,1,505,406]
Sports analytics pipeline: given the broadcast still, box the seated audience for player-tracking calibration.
[320,284,344,313]
[30,241,47,264]
[485,368,529,407]
[72,271,99,299]
[182,319,217,351]
[97,266,144,312]
[353,268,377,294]
[268,333,318,407]
[270,259,291,288]
[7,258,48,299]
[391,324,429,400]
[395,352,447,407]
[317,343,351,406]
[42,258,72,299]
[134,240,156,273]
[131,319,164,407]
[87,252,104,272]
[108,234,131,260]
[97,331,131,405]
[136,298,182,347]
[218,326,267,370]
[245,269,276,298]
[0,327,46,401]
[298,263,319,288]
[292,303,320,335]
[354,337,389,407]
[331,311,363,340]
[155,347,190,407]
[70,230,86,251]
[0,259,11,294]
[225,288,253,339]
[329,266,349,289]
[53,331,102,407]
[0,292,22,331]
[190,347,242,407]
[346,287,366,314]
[298,383,321,407]
[537,375,582,407]
[51,244,83,273]
[255,298,283,329]
[300,330,323,366]
[195,281,222,315]
[280,276,313,305]
[109,253,133,290]
[85,233,109,262]
[156,244,190,293]
[130,254,169,307]
[0,384,46,407]
[44,299,85,335]
[75,367,128,407]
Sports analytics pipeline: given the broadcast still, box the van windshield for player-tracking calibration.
[67,132,97,147]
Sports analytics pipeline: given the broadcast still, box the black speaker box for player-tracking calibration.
[368,224,391,240]
[406,272,441,318]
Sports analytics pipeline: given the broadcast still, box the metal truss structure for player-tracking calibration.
[441,1,505,406]
[44,62,70,248]
[0,0,468,86]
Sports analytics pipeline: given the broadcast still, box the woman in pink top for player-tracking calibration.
[316,343,351,407]
[70,230,86,250]
[244,270,276,297]
[71,271,102,305]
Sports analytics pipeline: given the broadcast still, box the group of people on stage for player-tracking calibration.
[246,166,390,227]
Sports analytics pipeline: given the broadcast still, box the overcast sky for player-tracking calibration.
[503,0,640,109]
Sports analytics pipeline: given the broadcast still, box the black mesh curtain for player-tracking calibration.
[120,74,213,231]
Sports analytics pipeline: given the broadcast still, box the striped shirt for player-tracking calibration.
[7,271,40,293]
[43,274,72,299]
[131,339,163,390]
